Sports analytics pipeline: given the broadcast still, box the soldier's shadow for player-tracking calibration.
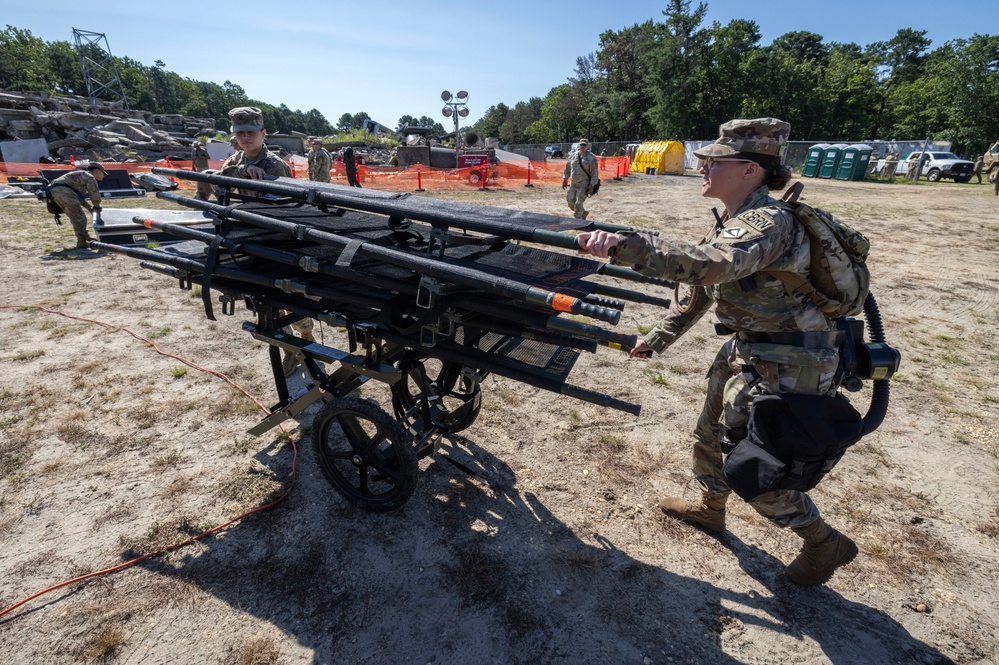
[40,247,107,261]
[134,430,952,665]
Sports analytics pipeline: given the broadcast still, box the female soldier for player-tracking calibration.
[576,118,857,587]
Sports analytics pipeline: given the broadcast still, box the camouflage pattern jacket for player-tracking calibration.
[563,150,599,187]
[307,148,332,181]
[48,170,102,207]
[613,186,837,355]
[192,144,210,171]
[219,147,291,190]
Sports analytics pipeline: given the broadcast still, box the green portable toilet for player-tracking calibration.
[836,144,873,181]
[818,144,847,179]
[802,143,829,178]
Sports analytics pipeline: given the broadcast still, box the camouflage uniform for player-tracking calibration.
[48,169,103,240]
[973,156,983,184]
[563,142,599,219]
[613,121,841,529]
[882,154,898,183]
[218,145,291,190]
[307,142,332,182]
[191,142,214,201]
[221,107,310,348]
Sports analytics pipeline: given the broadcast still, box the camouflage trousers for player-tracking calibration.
[691,336,841,528]
[565,183,589,219]
[194,181,214,201]
[50,188,90,236]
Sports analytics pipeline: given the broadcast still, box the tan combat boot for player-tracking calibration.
[785,517,858,586]
[658,491,729,533]
[282,352,300,377]
[75,234,91,249]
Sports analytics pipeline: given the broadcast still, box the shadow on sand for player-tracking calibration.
[134,426,952,665]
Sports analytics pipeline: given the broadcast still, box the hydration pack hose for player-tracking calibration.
[861,291,891,435]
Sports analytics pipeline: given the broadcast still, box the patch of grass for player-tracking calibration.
[645,369,669,386]
[146,326,172,339]
[224,636,281,665]
[6,349,45,362]
[170,366,188,378]
[597,433,628,453]
[80,626,126,661]
[553,544,607,570]
[119,515,214,555]
[215,464,284,507]
[441,541,509,608]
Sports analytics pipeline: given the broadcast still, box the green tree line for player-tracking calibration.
[471,1,999,155]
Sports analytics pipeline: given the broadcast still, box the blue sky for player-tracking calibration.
[5,1,996,130]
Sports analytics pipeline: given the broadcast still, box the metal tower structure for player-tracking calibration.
[72,28,128,108]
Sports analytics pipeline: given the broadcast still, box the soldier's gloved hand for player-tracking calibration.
[562,179,568,190]
[93,205,102,214]
[587,185,595,196]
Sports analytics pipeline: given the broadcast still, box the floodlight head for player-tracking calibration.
[442,107,453,118]
[456,90,468,100]
[441,90,452,102]
[457,108,469,118]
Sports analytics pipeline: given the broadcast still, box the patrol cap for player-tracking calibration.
[578,138,589,146]
[84,162,107,174]
[309,137,323,144]
[693,118,790,161]
[228,106,264,132]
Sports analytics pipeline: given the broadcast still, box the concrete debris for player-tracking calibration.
[0,90,216,163]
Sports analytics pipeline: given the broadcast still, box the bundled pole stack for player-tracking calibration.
[93,170,673,510]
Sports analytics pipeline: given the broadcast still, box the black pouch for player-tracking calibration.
[591,180,601,195]
[722,393,863,501]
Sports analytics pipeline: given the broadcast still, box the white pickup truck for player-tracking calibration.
[896,151,976,183]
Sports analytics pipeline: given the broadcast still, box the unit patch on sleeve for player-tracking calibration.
[739,210,775,233]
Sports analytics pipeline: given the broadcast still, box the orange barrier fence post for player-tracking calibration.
[614,158,622,181]
[524,160,534,188]
[69,155,75,167]
[415,162,425,192]
[623,156,631,177]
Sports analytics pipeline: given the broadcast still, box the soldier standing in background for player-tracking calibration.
[191,140,213,200]
[47,163,106,249]
[577,118,858,587]
[973,155,984,184]
[343,146,361,187]
[219,107,314,371]
[307,138,332,183]
[562,138,599,219]
[882,152,899,183]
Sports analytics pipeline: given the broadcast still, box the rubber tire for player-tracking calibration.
[926,169,942,182]
[391,359,482,433]
[468,171,482,185]
[953,176,971,184]
[312,397,417,512]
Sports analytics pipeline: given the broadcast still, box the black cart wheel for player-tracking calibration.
[391,358,482,433]
[312,397,418,511]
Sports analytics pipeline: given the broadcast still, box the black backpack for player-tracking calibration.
[35,179,64,224]
[722,393,863,500]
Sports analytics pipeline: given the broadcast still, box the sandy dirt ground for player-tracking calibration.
[1,171,997,665]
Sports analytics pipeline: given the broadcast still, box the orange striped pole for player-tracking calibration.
[415,162,425,192]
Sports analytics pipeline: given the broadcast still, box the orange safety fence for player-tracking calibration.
[1,156,632,193]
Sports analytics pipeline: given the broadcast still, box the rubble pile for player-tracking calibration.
[0,91,217,162]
